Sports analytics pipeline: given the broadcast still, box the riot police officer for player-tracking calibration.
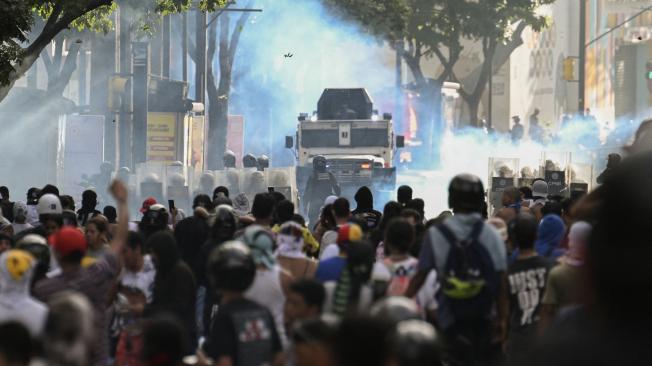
[223,150,236,169]
[257,154,270,172]
[303,155,340,226]
[242,154,257,169]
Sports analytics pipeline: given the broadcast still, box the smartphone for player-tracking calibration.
[168,199,175,210]
[267,186,275,193]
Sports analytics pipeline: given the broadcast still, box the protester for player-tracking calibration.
[34,180,128,366]
[276,221,318,279]
[319,198,351,257]
[371,201,403,259]
[0,186,15,223]
[315,224,363,283]
[0,321,32,366]
[351,186,382,230]
[200,242,283,366]
[145,231,197,353]
[406,174,507,366]
[534,214,565,258]
[85,216,110,258]
[504,213,554,365]
[495,186,522,223]
[291,316,338,366]
[284,279,325,330]
[242,225,293,347]
[0,249,49,336]
[77,190,102,227]
[397,185,413,207]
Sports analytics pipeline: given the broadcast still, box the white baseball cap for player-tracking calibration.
[37,194,62,215]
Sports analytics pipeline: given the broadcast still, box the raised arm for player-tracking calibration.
[109,179,129,255]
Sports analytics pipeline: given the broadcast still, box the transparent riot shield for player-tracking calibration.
[267,167,299,207]
[488,157,519,212]
[541,152,571,196]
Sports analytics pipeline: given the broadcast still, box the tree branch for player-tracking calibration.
[228,0,252,62]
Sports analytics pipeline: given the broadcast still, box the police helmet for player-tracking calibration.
[448,174,485,213]
[223,150,237,168]
[207,241,256,292]
[257,155,270,171]
[243,154,257,168]
[313,155,327,171]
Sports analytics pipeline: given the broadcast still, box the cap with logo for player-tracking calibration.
[49,227,88,257]
[37,194,62,215]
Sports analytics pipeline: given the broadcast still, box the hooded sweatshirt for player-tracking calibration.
[0,249,48,336]
[535,214,566,258]
[351,186,382,230]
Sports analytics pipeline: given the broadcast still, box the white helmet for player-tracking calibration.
[37,194,62,215]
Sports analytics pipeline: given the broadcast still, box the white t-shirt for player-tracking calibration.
[120,255,156,303]
[372,257,439,315]
[320,244,340,260]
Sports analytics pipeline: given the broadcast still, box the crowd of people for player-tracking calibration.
[2,122,652,366]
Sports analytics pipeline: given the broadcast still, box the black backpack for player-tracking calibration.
[436,220,498,320]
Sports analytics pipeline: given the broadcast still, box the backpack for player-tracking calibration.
[436,220,498,320]
[382,257,418,297]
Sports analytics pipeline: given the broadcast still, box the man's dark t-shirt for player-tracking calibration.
[506,255,553,362]
[203,297,281,365]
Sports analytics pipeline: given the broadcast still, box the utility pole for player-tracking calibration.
[182,12,188,82]
[578,0,586,113]
[195,9,206,104]
[163,15,171,78]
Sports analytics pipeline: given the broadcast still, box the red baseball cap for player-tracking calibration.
[140,197,157,213]
[337,224,363,246]
[49,227,87,257]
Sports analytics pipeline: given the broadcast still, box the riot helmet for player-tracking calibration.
[223,150,236,169]
[313,155,327,172]
[207,241,256,292]
[243,154,257,168]
[448,173,485,213]
[257,155,270,171]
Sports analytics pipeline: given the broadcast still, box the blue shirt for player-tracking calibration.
[315,257,347,283]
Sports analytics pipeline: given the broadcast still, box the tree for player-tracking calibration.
[189,1,252,170]
[0,0,227,103]
[325,0,554,131]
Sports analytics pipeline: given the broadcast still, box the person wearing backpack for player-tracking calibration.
[406,173,508,366]
[372,217,438,320]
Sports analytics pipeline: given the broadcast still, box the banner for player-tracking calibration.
[147,112,177,162]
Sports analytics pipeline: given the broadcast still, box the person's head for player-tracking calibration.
[512,115,521,124]
[37,194,63,235]
[41,184,59,197]
[122,231,145,272]
[43,292,94,366]
[541,201,563,217]
[211,205,237,242]
[140,197,157,215]
[58,195,75,211]
[519,186,533,200]
[501,186,520,206]
[192,194,213,211]
[251,193,275,224]
[0,321,32,366]
[257,154,270,171]
[292,316,339,366]
[380,201,403,231]
[397,185,413,206]
[0,249,37,296]
[207,241,256,294]
[223,150,236,168]
[232,193,250,217]
[242,153,258,168]
[531,180,548,199]
[508,213,538,251]
[400,208,421,227]
[275,199,295,225]
[139,204,169,238]
[336,224,363,254]
[535,214,565,254]
[387,320,444,366]
[26,188,39,205]
[15,235,49,284]
[213,196,232,208]
[141,315,186,366]
[213,186,229,200]
[606,153,622,168]
[533,108,540,116]
[448,174,485,214]
[49,227,87,267]
[81,190,97,209]
[313,155,327,173]
[277,221,305,256]
[103,206,117,223]
[285,279,326,326]
[319,204,336,229]
[384,218,415,256]
[354,186,374,210]
[0,233,11,254]
[11,202,28,224]
[0,186,9,200]
[405,199,425,220]
[270,191,286,204]
[85,216,108,250]
[332,197,350,222]
[242,225,276,269]
[146,231,179,273]
[565,221,591,266]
